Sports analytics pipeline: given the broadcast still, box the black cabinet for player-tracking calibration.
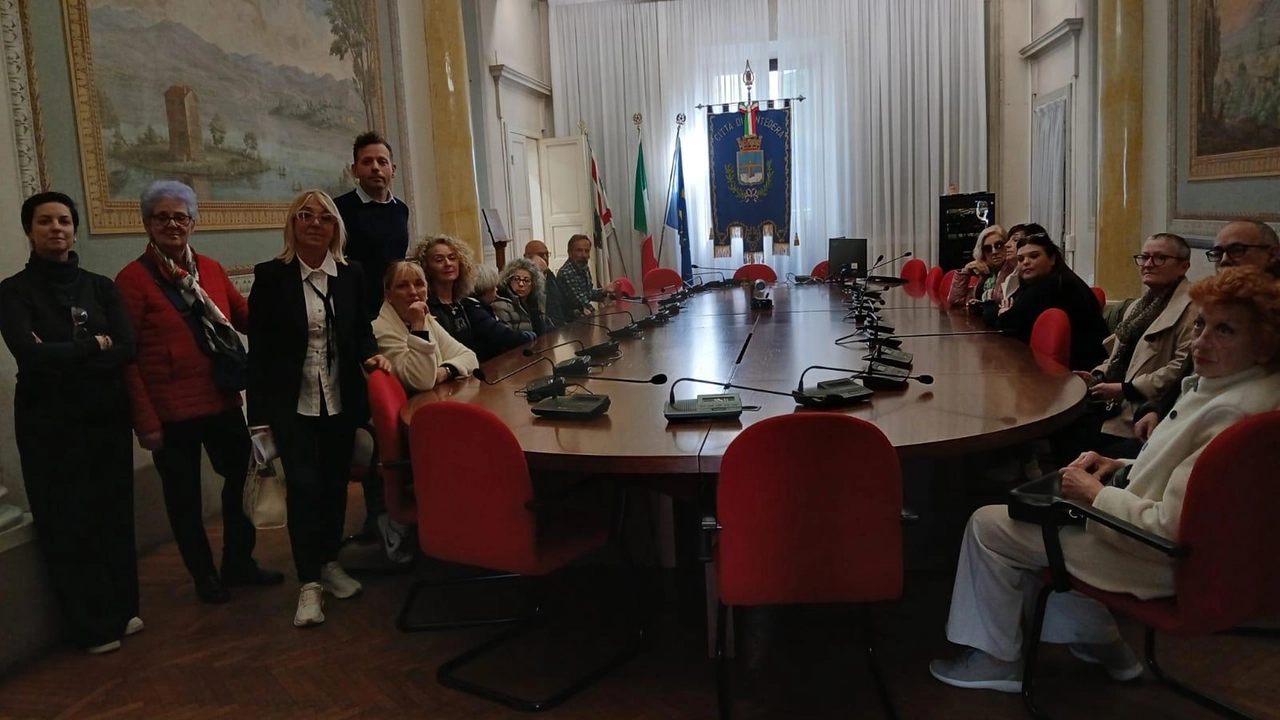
[939,192,995,271]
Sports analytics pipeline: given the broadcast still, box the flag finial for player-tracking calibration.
[578,119,588,134]
[676,113,686,127]
[633,112,643,128]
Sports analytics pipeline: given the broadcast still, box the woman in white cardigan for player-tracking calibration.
[373,260,478,392]
[930,266,1280,694]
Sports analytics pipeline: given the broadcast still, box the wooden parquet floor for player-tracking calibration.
[1,492,1277,720]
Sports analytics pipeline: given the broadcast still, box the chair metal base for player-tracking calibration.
[396,572,533,633]
[437,619,647,713]
[1022,585,1269,720]
[715,602,897,720]
[338,532,420,576]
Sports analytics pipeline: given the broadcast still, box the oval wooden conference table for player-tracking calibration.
[401,282,1087,475]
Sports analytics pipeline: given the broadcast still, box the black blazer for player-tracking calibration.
[246,257,378,427]
[993,270,1109,371]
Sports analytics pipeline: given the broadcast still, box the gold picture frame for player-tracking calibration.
[62,0,388,233]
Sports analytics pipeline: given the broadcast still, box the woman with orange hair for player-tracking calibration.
[930,265,1280,693]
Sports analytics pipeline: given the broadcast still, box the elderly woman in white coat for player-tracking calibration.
[929,265,1280,693]
[373,260,478,393]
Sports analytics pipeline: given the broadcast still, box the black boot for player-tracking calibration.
[194,574,230,604]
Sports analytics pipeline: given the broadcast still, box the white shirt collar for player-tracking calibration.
[355,185,397,205]
[298,253,338,279]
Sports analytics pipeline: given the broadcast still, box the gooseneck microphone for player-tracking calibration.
[474,356,555,385]
[883,330,1001,339]
[574,309,642,338]
[587,373,668,385]
[523,339,585,357]
[474,356,567,401]
[793,365,878,408]
[664,377,795,421]
[866,251,912,274]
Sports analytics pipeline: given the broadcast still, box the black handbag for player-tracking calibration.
[138,255,248,394]
[1007,472,1085,527]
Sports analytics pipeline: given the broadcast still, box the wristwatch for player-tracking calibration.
[442,363,460,380]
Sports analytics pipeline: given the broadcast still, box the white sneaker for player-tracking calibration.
[124,617,144,636]
[293,582,325,628]
[929,648,1023,693]
[377,514,415,565]
[86,640,121,655]
[1069,641,1144,681]
[319,562,362,599]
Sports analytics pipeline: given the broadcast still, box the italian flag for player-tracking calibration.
[634,135,657,277]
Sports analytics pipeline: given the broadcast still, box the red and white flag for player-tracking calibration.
[588,145,621,282]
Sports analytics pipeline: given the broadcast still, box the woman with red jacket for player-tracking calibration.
[116,181,282,604]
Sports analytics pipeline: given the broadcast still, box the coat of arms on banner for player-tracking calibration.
[707,63,792,261]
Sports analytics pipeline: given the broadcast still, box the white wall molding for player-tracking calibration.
[1019,17,1083,71]
[489,63,552,121]
[0,0,43,196]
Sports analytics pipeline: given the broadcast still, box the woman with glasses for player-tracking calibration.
[991,232,1109,371]
[491,257,549,335]
[247,189,391,628]
[411,236,533,361]
[116,181,281,605]
[0,192,139,655]
[947,225,1009,307]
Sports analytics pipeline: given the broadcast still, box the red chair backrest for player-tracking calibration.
[643,267,683,296]
[733,264,778,283]
[900,258,927,283]
[1091,286,1106,309]
[717,414,903,606]
[1030,308,1072,369]
[408,401,537,573]
[1175,410,1280,632]
[614,277,637,299]
[925,266,944,299]
[811,260,830,279]
[367,370,415,526]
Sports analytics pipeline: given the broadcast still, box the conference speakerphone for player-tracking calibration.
[866,346,914,368]
[530,394,612,419]
[861,362,911,390]
[793,378,874,408]
[663,393,744,421]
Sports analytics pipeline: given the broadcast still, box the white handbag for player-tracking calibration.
[243,426,287,530]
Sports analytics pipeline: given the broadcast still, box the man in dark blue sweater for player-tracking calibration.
[333,132,410,547]
[334,132,411,321]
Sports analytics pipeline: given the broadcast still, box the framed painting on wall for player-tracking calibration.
[1170,0,1280,238]
[62,0,391,233]
[1189,0,1280,180]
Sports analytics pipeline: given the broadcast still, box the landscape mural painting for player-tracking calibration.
[1190,0,1280,179]
[64,0,386,232]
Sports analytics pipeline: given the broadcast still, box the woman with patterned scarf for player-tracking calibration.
[1060,233,1196,461]
[116,181,282,605]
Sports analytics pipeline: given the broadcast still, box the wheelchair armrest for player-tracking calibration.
[1053,499,1188,559]
[698,515,721,563]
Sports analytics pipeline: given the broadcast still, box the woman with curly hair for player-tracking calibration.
[491,257,549,335]
[930,265,1280,693]
[412,236,532,361]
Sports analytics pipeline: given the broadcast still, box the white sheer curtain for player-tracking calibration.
[1031,93,1068,243]
[550,0,986,281]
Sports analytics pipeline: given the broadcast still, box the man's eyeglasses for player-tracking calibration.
[295,210,338,227]
[150,213,193,227]
[1132,253,1184,267]
[1206,243,1271,262]
[509,276,532,286]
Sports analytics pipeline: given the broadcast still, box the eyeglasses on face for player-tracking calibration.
[982,240,1006,253]
[150,213,193,227]
[1206,243,1271,262]
[1132,253,1184,267]
[295,210,338,227]
[509,275,533,286]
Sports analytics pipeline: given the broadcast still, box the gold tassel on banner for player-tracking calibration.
[712,227,732,259]
[794,232,800,246]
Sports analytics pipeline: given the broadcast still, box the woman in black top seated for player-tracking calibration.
[491,257,549,335]
[0,192,139,655]
[992,232,1109,371]
[412,235,532,361]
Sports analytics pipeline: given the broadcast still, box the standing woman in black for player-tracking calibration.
[246,189,391,628]
[0,192,139,654]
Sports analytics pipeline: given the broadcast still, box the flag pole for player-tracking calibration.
[581,120,625,282]
[655,113,686,268]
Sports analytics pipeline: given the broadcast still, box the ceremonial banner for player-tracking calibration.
[707,101,791,262]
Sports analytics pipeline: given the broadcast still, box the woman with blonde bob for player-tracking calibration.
[412,236,533,361]
[947,224,1015,307]
[373,260,478,392]
[247,189,391,629]
[930,265,1280,693]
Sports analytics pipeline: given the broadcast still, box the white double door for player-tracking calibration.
[504,127,597,275]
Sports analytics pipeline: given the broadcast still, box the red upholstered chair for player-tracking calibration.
[399,401,644,712]
[643,267,683,296]
[811,260,830,279]
[939,269,958,304]
[900,257,928,283]
[1021,410,1280,719]
[1029,309,1072,369]
[709,414,903,719]
[368,370,415,530]
[732,263,778,284]
[1091,286,1107,309]
[614,276,637,299]
[925,265,944,300]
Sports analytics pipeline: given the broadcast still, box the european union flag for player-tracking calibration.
[665,137,691,282]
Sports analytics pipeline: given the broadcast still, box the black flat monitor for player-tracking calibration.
[829,237,868,279]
